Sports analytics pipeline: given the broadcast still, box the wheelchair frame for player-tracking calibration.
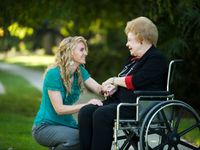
[114,60,200,150]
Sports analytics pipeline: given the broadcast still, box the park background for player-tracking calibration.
[0,0,200,149]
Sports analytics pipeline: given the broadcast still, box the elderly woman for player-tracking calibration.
[32,36,103,150]
[78,16,168,150]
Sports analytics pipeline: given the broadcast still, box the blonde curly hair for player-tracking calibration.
[45,36,88,93]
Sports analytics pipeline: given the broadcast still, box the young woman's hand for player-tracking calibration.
[102,84,117,97]
[87,99,103,106]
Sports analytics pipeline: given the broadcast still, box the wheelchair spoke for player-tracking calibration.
[174,109,183,132]
[120,139,129,150]
[122,130,138,150]
[167,145,172,150]
[174,145,179,150]
[179,123,198,137]
[117,135,127,140]
[160,110,172,132]
[125,144,131,150]
[121,138,135,150]
[179,140,199,149]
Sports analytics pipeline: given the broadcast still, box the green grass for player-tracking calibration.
[179,118,200,147]
[0,113,46,150]
[0,71,46,150]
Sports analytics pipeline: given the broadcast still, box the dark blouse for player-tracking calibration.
[111,45,168,103]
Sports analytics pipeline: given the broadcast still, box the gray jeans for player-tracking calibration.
[32,123,80,150]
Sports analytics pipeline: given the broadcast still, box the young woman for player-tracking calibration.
[32,36,103,150]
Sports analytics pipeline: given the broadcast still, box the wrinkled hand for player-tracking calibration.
[87,99,103,106]
[102,77,114,86]
[102,84,117,97]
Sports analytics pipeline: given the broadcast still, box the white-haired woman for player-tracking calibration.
[78,16,168,150]
[32,36,103,150]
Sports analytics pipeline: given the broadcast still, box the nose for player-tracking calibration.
[126,42,128,47]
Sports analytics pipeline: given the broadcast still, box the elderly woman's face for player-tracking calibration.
[71,42,88,64]
[126,32,143,58]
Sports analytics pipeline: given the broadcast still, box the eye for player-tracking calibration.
[80,48,84,52]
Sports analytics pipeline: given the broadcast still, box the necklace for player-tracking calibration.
[118,61,137,77]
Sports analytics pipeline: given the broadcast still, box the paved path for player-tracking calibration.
[0,62,43,91]
[0,81,5,94]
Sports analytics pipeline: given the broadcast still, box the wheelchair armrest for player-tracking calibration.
[133,90,171,96]
[116,103,137,130]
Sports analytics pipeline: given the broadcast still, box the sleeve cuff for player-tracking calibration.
[125,75,135,90]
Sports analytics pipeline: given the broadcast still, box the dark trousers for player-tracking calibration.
[78,99,134,150]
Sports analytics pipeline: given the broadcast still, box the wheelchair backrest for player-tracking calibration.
[138,100,161,120]
[138,100,173,122]
[136,60,183,122]
[167,59,184,91]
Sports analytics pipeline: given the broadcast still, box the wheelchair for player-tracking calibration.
[114,60,200,150]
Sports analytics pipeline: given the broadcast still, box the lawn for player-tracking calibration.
[0,71,46,150]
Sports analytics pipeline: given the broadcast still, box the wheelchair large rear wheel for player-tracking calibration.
[140,100,200,150]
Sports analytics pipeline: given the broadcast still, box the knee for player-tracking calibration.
[79,105,90,117]
[93,108,107,124]
[93,108,115,127]
[78,104,97,121]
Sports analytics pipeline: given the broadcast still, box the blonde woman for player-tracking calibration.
[32,36,103,150]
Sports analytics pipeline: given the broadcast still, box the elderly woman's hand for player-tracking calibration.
[102,77,116,86]
[101,83,117,98]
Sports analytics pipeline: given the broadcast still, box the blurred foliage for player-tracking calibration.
[8,22,34,39]
[0,0,200,109]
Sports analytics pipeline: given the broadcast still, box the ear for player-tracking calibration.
[70,51,75,60]
[140,38,144,44]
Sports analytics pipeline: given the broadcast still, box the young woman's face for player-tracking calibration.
[126,32,143,58]
[72,42,88,64]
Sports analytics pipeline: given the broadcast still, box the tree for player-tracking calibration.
[1,0,200,108]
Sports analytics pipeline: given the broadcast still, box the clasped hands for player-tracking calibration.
[101,77,117,99]
[87,77,117,106]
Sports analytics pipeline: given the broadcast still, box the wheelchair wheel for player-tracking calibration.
[140,100,200,150]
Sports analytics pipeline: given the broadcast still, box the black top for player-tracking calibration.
[110,45,168,103]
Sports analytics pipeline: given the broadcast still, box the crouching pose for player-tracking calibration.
[32,36,104,150]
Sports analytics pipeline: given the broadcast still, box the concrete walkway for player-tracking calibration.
[0,62,43,91]
[0,81,5,94]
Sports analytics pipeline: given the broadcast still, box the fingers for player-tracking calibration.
[101,84,117,97]
[101,77,116,99]
[88,99,103,106]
